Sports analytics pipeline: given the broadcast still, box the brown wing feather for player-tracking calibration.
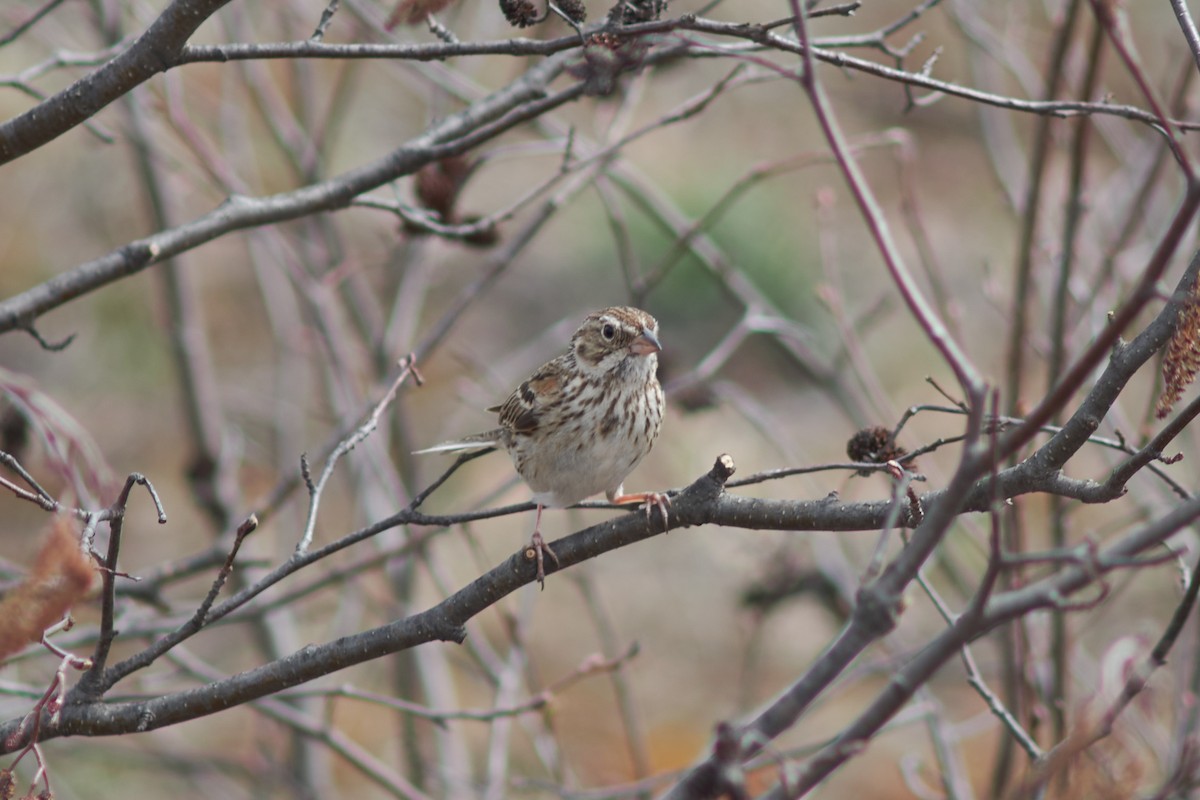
[490,358,566,435]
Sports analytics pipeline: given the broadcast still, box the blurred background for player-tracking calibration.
[1,0,1197,797]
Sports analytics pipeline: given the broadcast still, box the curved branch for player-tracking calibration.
[0,0,233,164]
[0,49,585,335]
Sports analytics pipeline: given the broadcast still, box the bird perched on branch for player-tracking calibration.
[416,306,668,587]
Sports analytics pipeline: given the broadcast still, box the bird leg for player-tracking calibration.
[610,491,671,532]
[526,503,560,589]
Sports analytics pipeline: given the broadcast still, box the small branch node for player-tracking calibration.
[300,453,314,493]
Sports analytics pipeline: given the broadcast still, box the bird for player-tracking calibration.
[416,306,668,587]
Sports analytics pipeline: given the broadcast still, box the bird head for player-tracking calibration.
[571,306,662,377]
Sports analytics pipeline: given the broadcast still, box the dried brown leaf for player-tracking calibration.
[0,517,95,663]
[1156,282,1200,419]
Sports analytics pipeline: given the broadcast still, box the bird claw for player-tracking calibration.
[525,529,560,590]
[611,491,672,532]
[642,492,671,532]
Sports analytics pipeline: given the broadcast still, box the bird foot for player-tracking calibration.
[612,491,671,532]
[525,529,560,590]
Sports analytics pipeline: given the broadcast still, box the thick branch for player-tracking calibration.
[0,456,735,748]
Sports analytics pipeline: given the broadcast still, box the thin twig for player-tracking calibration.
[296,355,422,554]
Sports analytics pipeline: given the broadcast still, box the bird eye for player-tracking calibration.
[601,323,616,340]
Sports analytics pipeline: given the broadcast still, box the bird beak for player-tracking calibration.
[629,328,662,356]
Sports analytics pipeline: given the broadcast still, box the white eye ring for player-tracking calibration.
[601,323,616,340]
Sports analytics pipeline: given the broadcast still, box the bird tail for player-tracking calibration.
[412,429,504,455]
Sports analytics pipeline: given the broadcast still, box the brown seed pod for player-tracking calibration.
[846,425,911,476]
[500,0,542,27]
